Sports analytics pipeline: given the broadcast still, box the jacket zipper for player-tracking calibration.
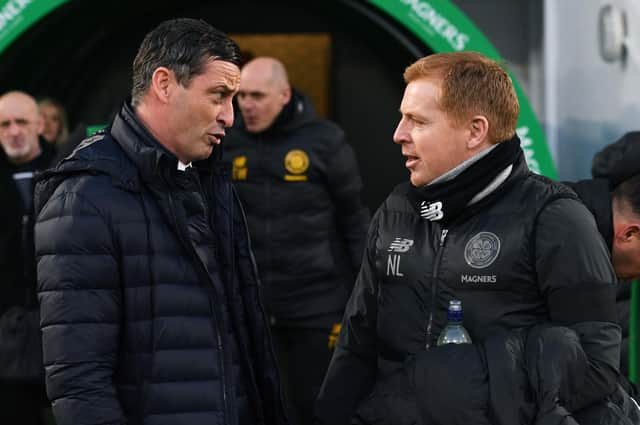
[167,191,229,422]
[234,188,286,422]
[425,228,449,350]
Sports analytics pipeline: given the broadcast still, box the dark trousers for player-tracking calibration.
[271,314,341,425]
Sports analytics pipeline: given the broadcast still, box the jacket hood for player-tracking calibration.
[33,129,135,217]
[565,178,614,251]
[592,131,640,189]
[34,102,164,215]
[232,87,317,135]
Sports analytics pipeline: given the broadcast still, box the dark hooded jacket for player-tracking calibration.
[592,131,640,189]
[0,138,54,386]
[567,130,640,392]
[316,149,621,425]
[0,138,54,315]
[223,90,370,322]
[566,179,632,375]
[34,103,287,425]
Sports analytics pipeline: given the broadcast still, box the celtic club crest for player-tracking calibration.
[464,232,501,269]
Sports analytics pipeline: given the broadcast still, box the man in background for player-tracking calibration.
[224,57,369,425]
[567,131,640,394]
[0,90,54,424]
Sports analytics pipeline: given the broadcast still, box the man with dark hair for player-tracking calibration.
[610,175,640,282]
[34,18,286,425]
[567,131,640,391]
[0,90,54,425]
[316,52,624,424]
[224,57,369,425]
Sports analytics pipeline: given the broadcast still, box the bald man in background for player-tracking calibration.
[223,57,370,425]
[0,91,55,424]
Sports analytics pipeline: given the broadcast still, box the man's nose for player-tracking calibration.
[7,122,22,136]
[238,97,254,112]
[219,101,235,128]
[393,120,408,145]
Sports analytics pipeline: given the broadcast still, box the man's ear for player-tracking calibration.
[281,85,291,106]
[467,115,489,150]
[35,114,44,135]
[620,223,640,242]
[150,67,175,103]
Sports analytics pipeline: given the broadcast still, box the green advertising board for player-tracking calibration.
[0,0,556,178]
[0,0,67,54]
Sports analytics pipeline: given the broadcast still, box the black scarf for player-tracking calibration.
[407,135,523,226]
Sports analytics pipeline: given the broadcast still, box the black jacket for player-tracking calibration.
[316,153,621,424]
[34,103,287,425]
[567,179,635,380]
[591,131,640,189]
[569,130,640,390]
[354,324,637,425]
[0,138,54,314]
[0,139,54,385]
[223,90,370,321]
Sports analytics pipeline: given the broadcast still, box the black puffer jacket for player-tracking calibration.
[317,154,621,424]
[34,103,287,425]
[223,90,370,321]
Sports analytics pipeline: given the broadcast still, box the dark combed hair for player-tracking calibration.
[131,18,240,106]
[613,174,640,217]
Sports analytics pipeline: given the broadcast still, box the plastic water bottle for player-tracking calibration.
[437,299,472,346]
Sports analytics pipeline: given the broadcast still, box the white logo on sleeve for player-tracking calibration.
[420,201,444,221]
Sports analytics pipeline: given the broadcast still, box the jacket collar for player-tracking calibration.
[110,101,180,187]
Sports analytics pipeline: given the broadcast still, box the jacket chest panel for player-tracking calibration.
[228,142,324,184]
[374,210,541,346]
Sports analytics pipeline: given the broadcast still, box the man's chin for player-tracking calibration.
[409,173,428,188]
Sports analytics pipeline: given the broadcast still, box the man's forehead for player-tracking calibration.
[211,61,241,89]
[0,95,39,119]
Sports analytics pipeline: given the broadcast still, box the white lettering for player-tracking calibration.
[400,0,470,51]
[0,0,32,33]
[461,274,497,283]
[454,34,470,51]
[517,126,541,174]
[386,255,404,277]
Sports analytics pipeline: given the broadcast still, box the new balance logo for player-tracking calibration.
[388,238,414,253]
[420,201,444,221]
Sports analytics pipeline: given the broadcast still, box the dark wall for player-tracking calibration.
[0,0,427,212]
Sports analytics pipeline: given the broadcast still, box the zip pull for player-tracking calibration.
[440,229,449,245]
